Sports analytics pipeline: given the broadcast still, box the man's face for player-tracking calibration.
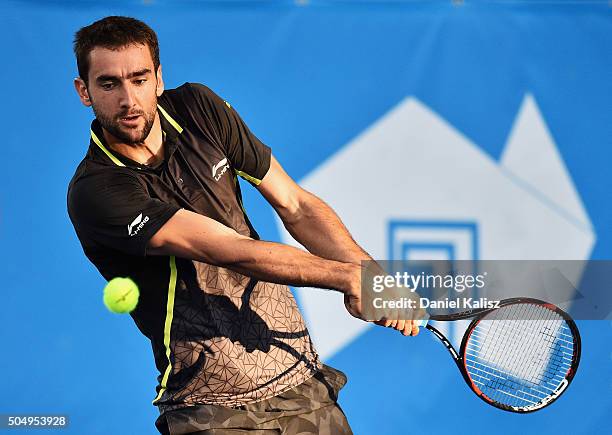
[74,44,164,145]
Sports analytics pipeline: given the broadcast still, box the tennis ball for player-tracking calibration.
[103,277,139,314]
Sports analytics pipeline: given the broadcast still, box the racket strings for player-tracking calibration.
[463,303,575,410]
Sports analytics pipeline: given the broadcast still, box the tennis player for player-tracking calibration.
[67,16,418,435]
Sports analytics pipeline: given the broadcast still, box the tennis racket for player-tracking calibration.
[417,297,581,412]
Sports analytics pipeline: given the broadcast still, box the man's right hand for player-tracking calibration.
[343,264,421,337]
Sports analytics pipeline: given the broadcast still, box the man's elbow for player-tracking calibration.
[147,230,171,256]
[278,189,317,226]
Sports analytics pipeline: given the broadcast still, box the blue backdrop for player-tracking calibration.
[1,1,610,434]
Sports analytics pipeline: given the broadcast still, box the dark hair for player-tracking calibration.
[73,16,160,85]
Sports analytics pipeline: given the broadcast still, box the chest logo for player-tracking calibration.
[212,157,230,181]
[128,213,150,237]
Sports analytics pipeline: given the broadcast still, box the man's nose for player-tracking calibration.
[118,82,137,108]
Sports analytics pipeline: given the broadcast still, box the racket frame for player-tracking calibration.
[424,297,581,413]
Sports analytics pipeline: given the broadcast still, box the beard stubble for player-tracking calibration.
[92,97,157,145]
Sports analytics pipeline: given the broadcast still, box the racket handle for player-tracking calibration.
[415,314,430,327]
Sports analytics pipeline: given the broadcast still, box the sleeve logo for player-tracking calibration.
[128,212,150,237]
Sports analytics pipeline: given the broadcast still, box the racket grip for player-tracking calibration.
[415,314,430,327]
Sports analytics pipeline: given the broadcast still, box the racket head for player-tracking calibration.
[458,299,581,413]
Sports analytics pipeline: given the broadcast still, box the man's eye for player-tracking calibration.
[101,83,114,90]
[134,79,147,85]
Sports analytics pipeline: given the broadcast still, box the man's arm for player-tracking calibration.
[257,156,419,336]
[257,156,370,266]
[148,208,358,299]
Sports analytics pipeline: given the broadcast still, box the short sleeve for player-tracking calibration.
[188,83,271,185]
[67,171,180,256]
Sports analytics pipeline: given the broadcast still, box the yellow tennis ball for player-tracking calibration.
[103,277,139,314]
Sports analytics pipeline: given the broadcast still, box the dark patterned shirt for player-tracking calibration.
[67,83,320,412]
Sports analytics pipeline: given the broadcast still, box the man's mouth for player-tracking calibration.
[118,114,142,127]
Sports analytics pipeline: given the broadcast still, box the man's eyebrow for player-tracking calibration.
[95,68,152,82]
[127,68,152,78]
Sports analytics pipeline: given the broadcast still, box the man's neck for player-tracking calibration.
[103,112,164,166]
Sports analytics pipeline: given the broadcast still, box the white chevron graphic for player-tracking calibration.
[277,94,595,359]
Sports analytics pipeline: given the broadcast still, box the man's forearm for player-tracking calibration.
[281,191,372,265]
[218,238,358,293]
[148,208,358,294]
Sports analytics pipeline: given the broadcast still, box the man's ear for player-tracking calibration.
[74,77,92,107]
[156,64,164,97]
